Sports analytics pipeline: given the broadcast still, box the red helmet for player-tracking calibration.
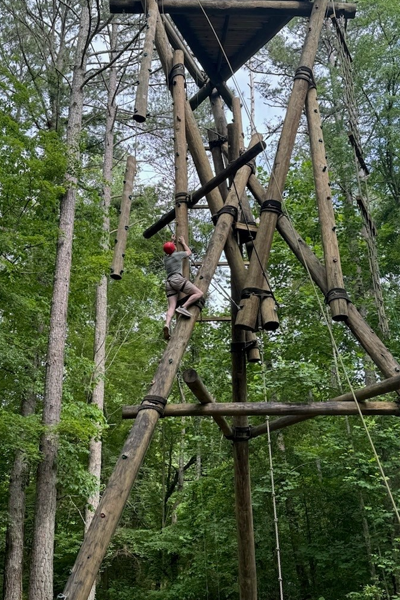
[163,241,176,255]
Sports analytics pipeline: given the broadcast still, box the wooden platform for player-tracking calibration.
[109,0,357,84]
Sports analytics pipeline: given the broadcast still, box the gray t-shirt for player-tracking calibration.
[164,251,188,277]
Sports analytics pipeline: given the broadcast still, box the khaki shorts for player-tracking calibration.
[165,273,198,297]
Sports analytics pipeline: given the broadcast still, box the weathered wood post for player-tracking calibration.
[209,90,260,362]
[236,0,329,331]
[227,107,258,595]
[171,49,189,272]
[110,156,136,280]
[306,83,348,321]
[231,246,258,600]
[133,0,157,122]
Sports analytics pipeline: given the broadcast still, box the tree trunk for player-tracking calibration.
[3,392,37,600]
[28,6,90,600]
[84,22,118,600]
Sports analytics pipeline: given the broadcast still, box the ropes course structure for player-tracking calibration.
[59,2,400,599]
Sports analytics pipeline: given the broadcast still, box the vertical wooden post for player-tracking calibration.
[209,92,261,361]
[236,0,329,331]
[231,263,258,600]
[110,156,136,280]
[171,50,189,276]
[133,0,157,122]
[306,85,348,321]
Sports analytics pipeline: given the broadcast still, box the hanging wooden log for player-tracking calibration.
[122,401,400,418]
[236,0,329,332]
[133,0,157,122]
[110,156,136,280]
[182,368,232,436]
[228,99,279,333]
[228,100,254,227]
[142,140,265,238]
[306,84,348,321]
[110,0,357,20]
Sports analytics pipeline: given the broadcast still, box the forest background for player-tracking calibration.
[1,0,400,599]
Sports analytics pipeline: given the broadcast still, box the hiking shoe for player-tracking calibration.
[163,325,170,340]
[176,306,192,318]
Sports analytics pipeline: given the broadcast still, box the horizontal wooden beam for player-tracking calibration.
[143,139,265,238]
[251,373,400,437]
[123,401,400,419]
[197,315,231,322]
[110,1,356,19]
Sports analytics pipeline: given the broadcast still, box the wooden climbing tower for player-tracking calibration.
[60,2,400,599]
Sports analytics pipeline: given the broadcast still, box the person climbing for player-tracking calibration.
[163,235,204,340]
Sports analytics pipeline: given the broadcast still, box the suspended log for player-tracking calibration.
[183,369,232,437]
[250,373,400,437]
[110,0,357,20]
[237,0,329,331]
[306,84,348,321]
[142,140,265,239]
[122,401,400,418]
[110,156,136,280]
[133,0,157,122]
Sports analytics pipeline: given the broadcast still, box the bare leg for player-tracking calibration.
[166,295,178,328]
[182,286,203,310]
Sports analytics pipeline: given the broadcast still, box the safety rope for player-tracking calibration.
[259,338,284,600]
[329,8,390,338]
[195,0,400,525]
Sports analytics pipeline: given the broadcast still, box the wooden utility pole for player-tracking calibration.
[306,84,348,321]
[228,102,258,600]
[171,49,189,273]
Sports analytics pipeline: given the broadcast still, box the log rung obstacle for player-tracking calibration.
[61,2,400,600]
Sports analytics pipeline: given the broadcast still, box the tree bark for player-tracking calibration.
[3,392,37,600]
[84,21,119,600]
[28,6,90,600]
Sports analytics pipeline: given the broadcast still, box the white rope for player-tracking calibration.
[259,338,284,600]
